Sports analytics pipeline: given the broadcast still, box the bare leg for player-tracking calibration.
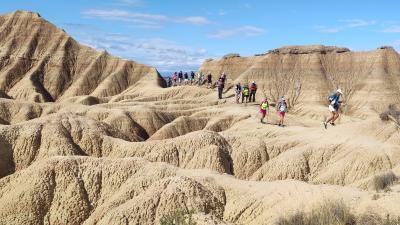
[326,112,335,123]
[332,112,340,123]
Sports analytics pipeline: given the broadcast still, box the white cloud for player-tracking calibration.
[315,25,341,33]
[381,26,400,33]
[64,24,213,72]
[209,26,265,39]
[315,19,377,33]
[82,9,210,27]
[179,16,210,25]
[218,10,226,16]
[341,19,377,28]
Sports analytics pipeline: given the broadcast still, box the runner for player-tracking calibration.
[242,84,250,103]
[172,72,177,86]
[260,98,269,123]
[323,89,344,129]
[250,81,257,102]
[207,72,212,88]
[217,78,224,99]
[276,97,288,127]
[184,72,189,85]
[197,72,203,86]
[190,71,195,85]
[178,71,183,85]
[235,82,242,104]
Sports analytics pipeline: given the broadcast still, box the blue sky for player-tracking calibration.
[1,0,400,74]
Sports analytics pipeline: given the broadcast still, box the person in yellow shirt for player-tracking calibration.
[260,98,269,123]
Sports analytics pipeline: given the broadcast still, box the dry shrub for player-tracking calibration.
[357,213,400,225]
[276,199,356,225]
[276,199,400,225]
[223,53,240,59]
[370,170,398,192]
[254,54,304,109]
[320,52,373,114]
[380,104,400,127]
[160,209,197,225]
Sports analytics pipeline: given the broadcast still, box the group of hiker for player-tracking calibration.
[167,71,214,87]
[258,89,344,127]
[167,70,345,128]
[234,81,258,103]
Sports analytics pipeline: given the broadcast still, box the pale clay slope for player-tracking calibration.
[1,10,400,225]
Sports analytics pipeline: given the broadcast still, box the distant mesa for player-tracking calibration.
[267,45,350,54]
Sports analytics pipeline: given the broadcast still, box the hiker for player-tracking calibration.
[217,78,224,99]
[260,98,269,123]
[178,71,183,85]
[323,89,344,129]
[184,72,189,85]
[167,77,172,87]
[190,71,195,85]
[235,82,242,104]
[172,72,177,86]
[220,72,227,83]
[276,97,288,127]
[207,72,212,88]
[197,72,203,86]
[242,84,250,103]
[250,81,257,102]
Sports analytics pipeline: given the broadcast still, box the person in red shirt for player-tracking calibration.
[250,81,257,102]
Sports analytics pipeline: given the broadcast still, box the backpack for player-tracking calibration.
[328,94,339,105]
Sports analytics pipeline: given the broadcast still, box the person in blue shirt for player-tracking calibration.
[324,89,344,129]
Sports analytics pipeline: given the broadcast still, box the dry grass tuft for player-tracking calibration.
[160,209,197,225]
[276,199,356,225]
[380,104,400,126]
[371,170,398,192]
[276,199,400,225]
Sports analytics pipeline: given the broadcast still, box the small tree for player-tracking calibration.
[320,52,373,113]
[261,54,304,109]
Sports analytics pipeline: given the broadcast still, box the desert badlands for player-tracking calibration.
[1,10,400,225]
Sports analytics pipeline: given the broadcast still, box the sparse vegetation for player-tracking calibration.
[223,53,240,59]
[276,199,400,225]
[380,104,400,127]
[258,54,304,109]
[160,209,197,225]
[320,52,373,114]
[370,170,398,192]
[276,199,356,225]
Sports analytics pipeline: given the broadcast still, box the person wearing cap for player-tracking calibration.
[250,81,257,102]
[276,97,288,127]
[324,89,344,129]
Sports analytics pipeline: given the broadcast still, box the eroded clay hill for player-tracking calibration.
[1,10,400,225]
[0,10,164,103]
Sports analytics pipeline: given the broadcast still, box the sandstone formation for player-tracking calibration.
[0,10,164,103]
[1,10,400,225]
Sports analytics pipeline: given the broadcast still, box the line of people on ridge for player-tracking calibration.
[167,71,215,88]
[167,71,345,129]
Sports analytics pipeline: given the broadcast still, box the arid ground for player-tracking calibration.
[1,11,400,225]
